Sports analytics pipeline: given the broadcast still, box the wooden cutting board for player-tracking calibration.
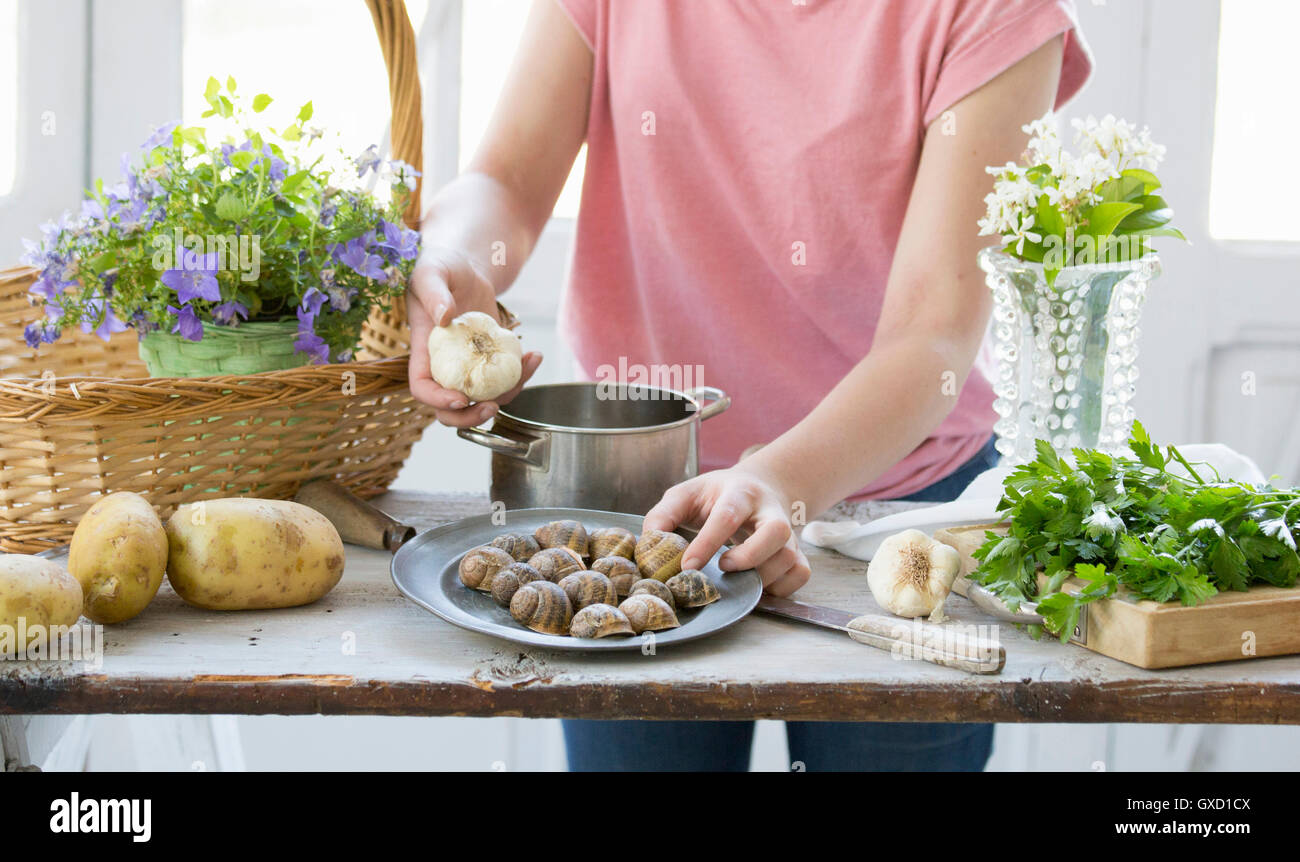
[934,524,1300,669]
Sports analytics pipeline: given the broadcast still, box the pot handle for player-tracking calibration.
[685,386,731,421]
[457,426,548,468]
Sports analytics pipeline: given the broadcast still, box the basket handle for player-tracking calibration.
[365,0,423,230]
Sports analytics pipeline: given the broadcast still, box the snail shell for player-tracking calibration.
[489,533,541,562]
[588,527,636,561]
[489,562,543,607]
[570,603,635,639]
[592,556,640,596]
[634,530,688,582]
[458,546,516,592]
[628,578,675,608]
[666,569,720,608]
[509,580,573,636]
[533,520,589,557]
[558,570,617,611]
[618,594,680,634]
[527,547,585,582]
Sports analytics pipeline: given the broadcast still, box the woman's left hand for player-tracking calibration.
[643,466,811,597]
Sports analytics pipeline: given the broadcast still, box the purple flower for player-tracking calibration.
[167,304,204,342]
[80,198,105,221]
[354,144,382,178]
[81,296,129,341]
[140,122,178,152]
[258,145,287,183]
[23,321,61,349]
[161,249,221,303]
[319,200,338,226]
[294,329,330,364]
[387,159,421,191]
[299,287,327,319]
[377,219,420,261]
[29,270,67,303]
[331,236,386,280]
[212,301,249,326]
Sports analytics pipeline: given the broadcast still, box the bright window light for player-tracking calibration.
[460,0,585,218]
[1209,0,1300,241]
[0,0,18,197]
[182,0,430,169]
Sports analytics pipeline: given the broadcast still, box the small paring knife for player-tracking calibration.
[756,595,1006,675]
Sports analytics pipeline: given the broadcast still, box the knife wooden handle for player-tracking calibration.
[845,613,1006,675]
[292,480,415,552]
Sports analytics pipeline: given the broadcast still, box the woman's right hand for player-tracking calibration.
[407,247,543,427]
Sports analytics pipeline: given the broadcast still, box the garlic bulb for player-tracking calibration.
[427,311,523,402]
[866,529,961,619]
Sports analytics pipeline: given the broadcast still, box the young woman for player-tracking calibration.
[408,0,1092,771]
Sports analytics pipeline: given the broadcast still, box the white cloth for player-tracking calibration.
[802,444,1268,562]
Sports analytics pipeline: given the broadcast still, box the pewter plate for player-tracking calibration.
[391,507,762,651]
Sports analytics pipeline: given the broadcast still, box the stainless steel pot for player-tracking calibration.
[457,383,731,514]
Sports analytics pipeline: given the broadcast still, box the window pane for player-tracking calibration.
[0,0,17,197]
[182,0,429,171]
[1209,0,1300,241]
[460,0,585,218]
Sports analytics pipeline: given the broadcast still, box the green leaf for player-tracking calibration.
[280,170,311,195]
[204,76,220,104]
[252,93,273,113]
[1115,195,1173,233]
[297,100,313,123]
[226,75,237,94]
[1096,174,1146,203]
[1121,168,1162,194]
[281,124,302,142]
[1081,201,1143,240]
[215,191,248,221]
[228,150,256,170]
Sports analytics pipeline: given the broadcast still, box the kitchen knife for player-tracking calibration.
[756,594,1006,674]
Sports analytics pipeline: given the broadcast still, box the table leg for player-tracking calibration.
[0,715,40,772]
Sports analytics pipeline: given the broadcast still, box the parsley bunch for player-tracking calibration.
[971,422,1300,641]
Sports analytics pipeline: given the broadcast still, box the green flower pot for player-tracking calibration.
[138,319,308,378]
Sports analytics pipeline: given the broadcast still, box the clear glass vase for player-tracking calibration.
[978,248,1161,464]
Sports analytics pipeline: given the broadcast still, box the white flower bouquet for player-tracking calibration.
[979,114,1184,285]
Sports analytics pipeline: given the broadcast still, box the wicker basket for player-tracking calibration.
[0,0,436,553]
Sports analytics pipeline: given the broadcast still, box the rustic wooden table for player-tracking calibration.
[3,490,1300,747]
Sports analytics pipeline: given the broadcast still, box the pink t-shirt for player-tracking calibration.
[555,0,1092,499]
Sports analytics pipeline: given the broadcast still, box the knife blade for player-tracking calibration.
[756,594,1005,675]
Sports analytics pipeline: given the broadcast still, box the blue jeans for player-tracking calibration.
[563,436,1000,772]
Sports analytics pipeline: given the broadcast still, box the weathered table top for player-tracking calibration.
[3,491,1299,723]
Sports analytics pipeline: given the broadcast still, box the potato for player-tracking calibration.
[68,491,168,623]
[165,498,344,610]
[0,555,83,655]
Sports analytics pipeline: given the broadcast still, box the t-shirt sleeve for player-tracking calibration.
[556,0,598,50]
[923,0,1093,127]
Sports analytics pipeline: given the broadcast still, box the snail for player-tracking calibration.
[490,561,543,607]
[489,533,541,563]
[527,547,585,582]
[570,603,635,639]
[665,570,720,608]
[558,571,617,611]
[634,529,688,582]
[628,578,675,608]
[588,526,636,561]
[534,520,590,558]
[591,556,640,597]
[458,546,516,592]
[509,580,573,636]
[618,594,680,634]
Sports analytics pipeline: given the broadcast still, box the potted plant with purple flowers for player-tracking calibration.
[20,76,421,377]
